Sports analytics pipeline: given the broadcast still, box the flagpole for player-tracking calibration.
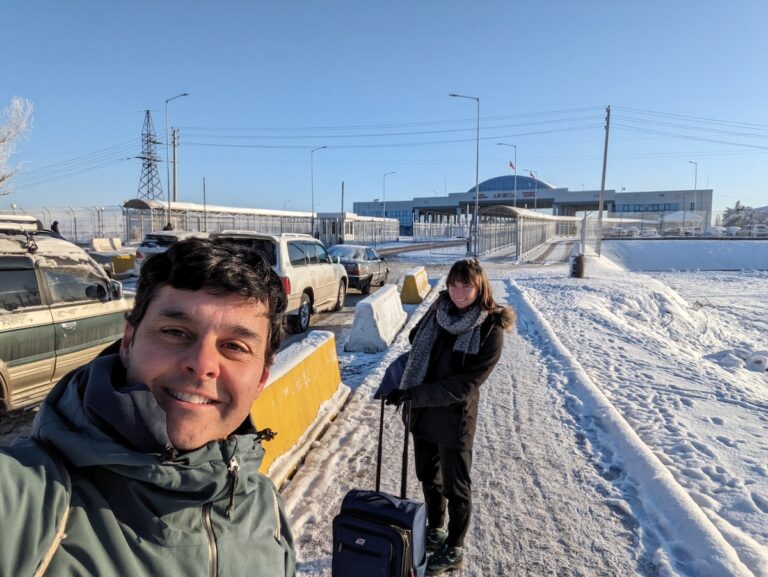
[514,147,517,207]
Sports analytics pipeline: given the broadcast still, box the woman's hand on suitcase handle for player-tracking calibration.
[385,389,410,409]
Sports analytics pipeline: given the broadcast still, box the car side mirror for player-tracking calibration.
[110,280,123,300]
[86,284,108,300]
[333,255,340,264]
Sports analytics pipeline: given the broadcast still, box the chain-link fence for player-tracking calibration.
[18,206,125,245]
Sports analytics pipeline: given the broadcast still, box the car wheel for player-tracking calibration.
[379,268,389,286]
[333,281,346,312]
[288,293,312,333]
[361,277,372,295]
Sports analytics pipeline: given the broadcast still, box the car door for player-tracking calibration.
[305,241,336,309]
[0,264,56,409]
[365,248,385,283]
[42,259,128,382]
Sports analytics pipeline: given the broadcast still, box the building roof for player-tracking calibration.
[468,175,556,193]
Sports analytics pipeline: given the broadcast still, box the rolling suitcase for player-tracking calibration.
[332,396,427,577]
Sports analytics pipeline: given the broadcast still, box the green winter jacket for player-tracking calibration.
[0,352,296,577]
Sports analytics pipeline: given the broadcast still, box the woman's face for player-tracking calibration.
[448,280,478,311]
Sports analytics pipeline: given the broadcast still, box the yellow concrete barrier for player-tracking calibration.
[111,254,135,275]
[250,330,349,487]
[400,266,431,304]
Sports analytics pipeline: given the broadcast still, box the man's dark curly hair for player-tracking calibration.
[126,237,287,367]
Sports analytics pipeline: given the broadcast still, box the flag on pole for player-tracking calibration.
[509,160,516,170]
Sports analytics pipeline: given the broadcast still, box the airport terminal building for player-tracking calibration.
[354,175,713,234]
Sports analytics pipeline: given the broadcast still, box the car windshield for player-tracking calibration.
[221,238,277,266]
[143,234,179,247]
[329,246,365,260]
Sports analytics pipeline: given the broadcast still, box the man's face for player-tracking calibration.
[120,286,271,451]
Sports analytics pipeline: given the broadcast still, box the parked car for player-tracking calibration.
[705,226,727,237]
[743,224,768,237]
[134,230,209,272]
[726,226,742,237]
[662,226,687,236]
[213,231,347,333]
[0,218,133,411]
[327,244,389,294]
[603,226,628,237]
[640,227,658,237]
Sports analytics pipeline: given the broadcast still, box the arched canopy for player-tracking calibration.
[468,175,556,194]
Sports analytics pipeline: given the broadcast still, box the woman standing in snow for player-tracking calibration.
[386,258,515,575]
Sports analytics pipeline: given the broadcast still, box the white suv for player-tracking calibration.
[134,230,209,272]
[213,231,348,333]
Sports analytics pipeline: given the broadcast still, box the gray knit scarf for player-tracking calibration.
[400,293,488,391]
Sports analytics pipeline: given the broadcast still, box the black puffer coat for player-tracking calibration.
[405,299,516,451]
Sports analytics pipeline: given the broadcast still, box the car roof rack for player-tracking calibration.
[0,214,42,233]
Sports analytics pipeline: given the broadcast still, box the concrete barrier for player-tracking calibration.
[250,330,350,487]
[110,254,135,276]
[90,237,112,252]
[400,266,431,304]
[344,284,407,353]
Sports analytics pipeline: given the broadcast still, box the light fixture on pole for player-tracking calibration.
[449,93,480,256]
[497,142,517,207]
[310,146,327,236]
[164,92,188,226]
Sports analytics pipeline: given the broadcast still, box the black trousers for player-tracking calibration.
[413,435,473,548]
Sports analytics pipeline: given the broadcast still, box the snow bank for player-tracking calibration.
[344,284,407,353]
[511,280,754,577]
[601,240,768,271]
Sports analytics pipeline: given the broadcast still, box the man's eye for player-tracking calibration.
[222,342,248,353]
[162,328,188,338]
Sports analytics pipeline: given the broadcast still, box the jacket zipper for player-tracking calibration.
[226,456,240,517]
[202,503,217,577]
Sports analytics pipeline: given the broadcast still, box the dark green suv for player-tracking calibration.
[0,217,133,411]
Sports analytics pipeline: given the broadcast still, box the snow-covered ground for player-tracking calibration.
[284,239,768,577]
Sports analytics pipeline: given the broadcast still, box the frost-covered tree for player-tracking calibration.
[0,97,33,194]
[721,201,768,227]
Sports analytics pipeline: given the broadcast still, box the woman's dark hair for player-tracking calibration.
[446,258,497,311]
[126,238,288,367]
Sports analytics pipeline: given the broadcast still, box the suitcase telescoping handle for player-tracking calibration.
[376,396,412,499]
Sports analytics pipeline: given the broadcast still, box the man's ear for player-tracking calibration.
[255,367,271,395]
[119,321,135,367]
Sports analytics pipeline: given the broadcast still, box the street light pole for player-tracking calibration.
[164,92,188,225]
[497,142,517,207]
[450,93,480,256]
[310,146,327,236]
[382,171,395,242]
[382,171,396,218]
[689,160,698,223]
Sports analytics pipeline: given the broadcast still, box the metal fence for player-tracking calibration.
[18,206,125,245]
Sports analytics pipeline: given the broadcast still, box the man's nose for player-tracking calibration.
[182,337,221,380]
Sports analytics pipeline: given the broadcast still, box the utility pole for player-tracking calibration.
[203,177,207,232]
[172,128,179,203]
[595,105,611,256]
[341,181,345,214]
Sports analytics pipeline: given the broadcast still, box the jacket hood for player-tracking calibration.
[31,353,266,504]
[496,305,517,331]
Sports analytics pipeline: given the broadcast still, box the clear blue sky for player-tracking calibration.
[3,0,767,215]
